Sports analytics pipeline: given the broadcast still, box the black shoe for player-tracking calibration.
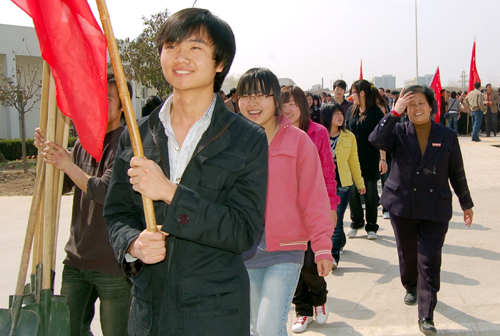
[418,318,437,335]
[472,138,481,142]
[404,290,417,306]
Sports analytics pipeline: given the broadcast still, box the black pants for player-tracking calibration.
[390,214,449,320]
[293,242,327,317]
[349,179,380,232]
[484,110,498,136]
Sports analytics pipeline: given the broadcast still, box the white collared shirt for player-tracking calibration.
[158,94,216,184]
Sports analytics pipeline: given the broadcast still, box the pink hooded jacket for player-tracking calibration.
[306,121,340,210]
[265,116,334,262]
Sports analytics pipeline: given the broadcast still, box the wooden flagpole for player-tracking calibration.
[95,0,157,232]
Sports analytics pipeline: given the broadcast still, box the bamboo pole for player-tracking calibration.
[13,62,50,296]
[42,73,58,290]
[96,0,157,232]
[31,62,51,275]
[52,111,70,270]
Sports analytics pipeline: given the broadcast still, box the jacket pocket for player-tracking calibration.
[198,152,246,190]
[119,146,159,164]
[180,269,242,317]
[384,179,398,191]
[440,190,453,198]
[180,269,246,335]
[129,271,153,335]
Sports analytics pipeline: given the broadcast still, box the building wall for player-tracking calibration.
[373,75,396,90]
[0,24,41,140]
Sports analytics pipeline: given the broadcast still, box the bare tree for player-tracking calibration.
[0,52,42,173]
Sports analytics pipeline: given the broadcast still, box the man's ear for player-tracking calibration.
[216,62,224,73]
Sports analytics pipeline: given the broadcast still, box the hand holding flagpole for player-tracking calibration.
[95,0,157,232]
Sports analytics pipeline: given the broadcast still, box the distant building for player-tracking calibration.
[404,74,434,87]
[311,84,322,92]
[279,78,295,87]
[371,75,396,89]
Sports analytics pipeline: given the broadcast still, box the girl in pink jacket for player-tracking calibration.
[281,85,339,332]
[239,68,334,336]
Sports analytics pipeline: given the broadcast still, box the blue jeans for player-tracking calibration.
[471,110,483,140]
[332,186,351,263]
[247,263,302,336]
[61,266,132,336]
[448,113,458,132]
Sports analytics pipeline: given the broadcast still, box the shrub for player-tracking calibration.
[0,137,78,160]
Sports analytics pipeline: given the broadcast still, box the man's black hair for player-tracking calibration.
[107,74,132,108]
[156,8,236,92]
[229,87,237,97]
[333,79,347,91]
[474,82,481,89]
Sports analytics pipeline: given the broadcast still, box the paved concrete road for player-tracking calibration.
[1,136,499,336]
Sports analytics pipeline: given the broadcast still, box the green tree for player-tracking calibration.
[0,54,42,173]
[117,9,171,97]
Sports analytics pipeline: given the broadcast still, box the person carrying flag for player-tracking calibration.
[34,74,133,336]
[104,8,268,336]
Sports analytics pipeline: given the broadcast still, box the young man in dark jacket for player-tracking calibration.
[104,8,268,336]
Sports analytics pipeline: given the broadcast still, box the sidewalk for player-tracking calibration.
[1,136,499,336]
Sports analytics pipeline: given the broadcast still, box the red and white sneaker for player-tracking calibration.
[291,316,312,333]
[314,303,329,324]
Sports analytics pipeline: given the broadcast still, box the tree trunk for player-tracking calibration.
[21,109,28,173]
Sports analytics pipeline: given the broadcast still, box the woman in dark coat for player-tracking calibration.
[369,85,474,335]
[345,79,387,240]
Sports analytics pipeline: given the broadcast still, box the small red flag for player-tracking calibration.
[12,0,108,161]
[429,67,442,123]
[468,39,481,93]
[359,59,363,80]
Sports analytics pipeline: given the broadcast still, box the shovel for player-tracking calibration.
[0,65,70,336]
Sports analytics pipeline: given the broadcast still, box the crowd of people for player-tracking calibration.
[30,7,479,336]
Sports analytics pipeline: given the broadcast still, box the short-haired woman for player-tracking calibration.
[369,86,474,335]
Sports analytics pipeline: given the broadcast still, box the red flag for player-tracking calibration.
[12,0,108,161]
[359,59,363,80]
[468,39,481,93]
[429,67,442,123]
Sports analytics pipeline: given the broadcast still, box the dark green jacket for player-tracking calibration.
[104,96,268,336]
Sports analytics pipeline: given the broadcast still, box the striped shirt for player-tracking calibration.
[158,94,216,184]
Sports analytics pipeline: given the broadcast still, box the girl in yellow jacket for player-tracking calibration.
[321,103,365,267]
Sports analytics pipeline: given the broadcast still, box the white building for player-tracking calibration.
[404,74,434,87]
[371,75,396,90]
[279,78,295,87]
[1,24,150,140]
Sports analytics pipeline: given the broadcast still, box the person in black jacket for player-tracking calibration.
[345,79,387,240]
[369,85,474,335]
[104,8,268,336]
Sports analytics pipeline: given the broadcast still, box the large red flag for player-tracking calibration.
[12,0,108,161]
[359,59,363,80]
[468,39,481,93]
[429,67,442,123]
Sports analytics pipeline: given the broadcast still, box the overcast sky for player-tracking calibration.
[2,0,499,90]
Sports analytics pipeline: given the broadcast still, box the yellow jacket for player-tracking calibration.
[335,130,365,189]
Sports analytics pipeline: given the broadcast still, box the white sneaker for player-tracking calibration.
[347,228,358,238]
[332,259,338,271]
[383,212,390,219]
[291,316,312,333]
[367,231,377,240]
[314,303,329,324]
